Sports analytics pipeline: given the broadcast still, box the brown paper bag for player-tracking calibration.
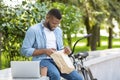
[50,50,75,74]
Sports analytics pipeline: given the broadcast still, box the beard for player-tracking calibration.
[46,22,54,31]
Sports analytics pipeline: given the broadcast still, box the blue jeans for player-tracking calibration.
[40,59,83,80]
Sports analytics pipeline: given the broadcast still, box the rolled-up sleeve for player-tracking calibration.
[21,27,36,57]
[55,27,64,50]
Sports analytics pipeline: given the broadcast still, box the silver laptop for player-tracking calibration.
[11,61,40,80]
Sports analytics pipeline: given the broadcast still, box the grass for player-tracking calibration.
[66,36,120,53]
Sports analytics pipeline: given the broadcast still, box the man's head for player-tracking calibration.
[45,8,62,31]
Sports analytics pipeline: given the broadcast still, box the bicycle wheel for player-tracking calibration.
[76,67,88,80]
[81,68,97,80]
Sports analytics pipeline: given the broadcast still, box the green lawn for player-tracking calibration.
[67,36,120,53]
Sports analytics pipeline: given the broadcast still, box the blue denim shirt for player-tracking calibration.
[21,20,64,61]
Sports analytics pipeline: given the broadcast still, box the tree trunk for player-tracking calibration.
[108,27,113,48]
[108,16,113,49]
[84,16,91,46]
[97,26,100,47]
[90,24,99,51]
[84,4,91,47]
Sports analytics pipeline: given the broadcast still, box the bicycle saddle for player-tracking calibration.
[74,52,89,59]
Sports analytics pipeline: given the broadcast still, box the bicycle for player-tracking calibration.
[69,34,97,80]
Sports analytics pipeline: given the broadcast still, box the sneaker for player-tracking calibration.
[40,76,49,80]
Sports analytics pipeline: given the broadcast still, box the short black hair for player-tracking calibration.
[47,8,62,20]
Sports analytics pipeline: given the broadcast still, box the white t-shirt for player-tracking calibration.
[44,27,57,49]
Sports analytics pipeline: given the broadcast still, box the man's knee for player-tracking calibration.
[69,70,83,80]
[75,75,83,80]
[40,59,49,66]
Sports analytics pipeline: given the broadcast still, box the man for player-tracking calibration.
[21,8,83,80]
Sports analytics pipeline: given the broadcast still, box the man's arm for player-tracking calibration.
[21,28,36,57]
[32,48,56,56]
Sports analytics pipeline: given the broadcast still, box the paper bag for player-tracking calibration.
[50,50,75,74]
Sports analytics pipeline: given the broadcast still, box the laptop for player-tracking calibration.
[11,61,40,80]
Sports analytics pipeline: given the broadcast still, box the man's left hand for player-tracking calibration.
[64,46,71,55]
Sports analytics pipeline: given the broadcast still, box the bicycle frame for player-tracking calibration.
[69,34,97,80]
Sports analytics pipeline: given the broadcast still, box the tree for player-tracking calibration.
[106,0,120,48]
[77,0,120,50]
[51,2,82,48]
[0,1,49,68]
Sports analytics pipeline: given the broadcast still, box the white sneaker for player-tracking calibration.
[40,76,49,80]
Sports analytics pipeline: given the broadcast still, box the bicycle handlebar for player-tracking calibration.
[69,34,92,57]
